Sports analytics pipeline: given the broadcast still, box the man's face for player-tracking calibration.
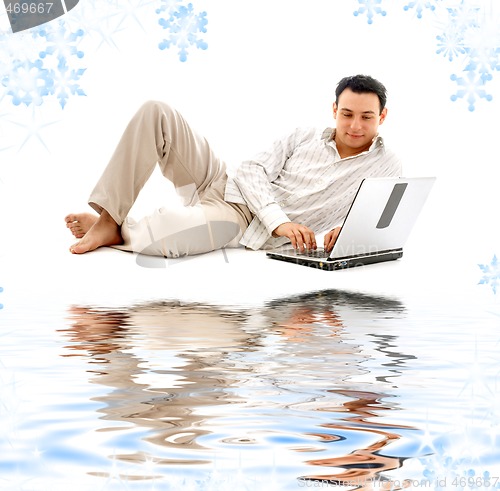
[333,88,387,158]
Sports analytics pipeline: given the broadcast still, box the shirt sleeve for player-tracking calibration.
[232,129,307,235]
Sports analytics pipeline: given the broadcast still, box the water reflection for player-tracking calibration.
[301,389,411,489]
[60,289,418,486]
[264,291,415,488]
[62,302,256,464]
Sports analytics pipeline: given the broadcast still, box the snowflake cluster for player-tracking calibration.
[0,20,86,108]
[352,0,499,111]
[478,255,500,295]
[156,0,208,62]
[443,4,500,111]
[0,0,209,111]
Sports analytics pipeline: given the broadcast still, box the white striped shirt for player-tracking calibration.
[224,127,402,250]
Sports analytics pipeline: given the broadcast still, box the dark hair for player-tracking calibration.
[335,75,387,113]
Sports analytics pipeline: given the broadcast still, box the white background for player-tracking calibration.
[0,0,499,306]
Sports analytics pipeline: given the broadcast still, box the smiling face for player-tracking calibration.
[333,88,387,159]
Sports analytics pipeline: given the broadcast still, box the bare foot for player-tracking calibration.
[69,211,123,254]
[65,213,99,238]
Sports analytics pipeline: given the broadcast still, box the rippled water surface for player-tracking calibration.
[1,289,500,490]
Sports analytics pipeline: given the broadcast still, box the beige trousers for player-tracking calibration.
[88,101,252,257]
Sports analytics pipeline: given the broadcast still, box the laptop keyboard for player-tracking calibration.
[295,248,328,258]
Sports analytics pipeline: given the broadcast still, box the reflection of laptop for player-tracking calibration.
[266,176,436,271]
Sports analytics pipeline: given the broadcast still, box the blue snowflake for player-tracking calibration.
[157,2,208,61]
[450,70,493,111]
[353,0,387,24]
[1,59,53,106]
[6,108,60,151]
[36,21,85,61]
[478,255,500,294]
[0,286,3,310]
[464,45,500,81]
[436,27,466,62]
[46,58,86,109]
[446,3,481,31]
[403,0,441,19]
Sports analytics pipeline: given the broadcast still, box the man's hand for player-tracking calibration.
[324,226,341,252]
[272,222,317,251]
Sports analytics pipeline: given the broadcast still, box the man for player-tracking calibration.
[66,74,402,257]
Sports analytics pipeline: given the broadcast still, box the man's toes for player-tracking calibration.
[67,222,84,238]
[65,214,78,224]
[70,242,85,254]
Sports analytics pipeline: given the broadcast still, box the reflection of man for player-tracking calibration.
[263,290,414,488]
[65,74,401,257]
[63,303,254,454]
[265,289,405,342]
[273,305,344,342]
[61,290,414,485]
[303,389,414,489]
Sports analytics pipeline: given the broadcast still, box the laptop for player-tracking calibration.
[266,176,436,271]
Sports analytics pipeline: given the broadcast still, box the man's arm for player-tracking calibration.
[233,129,318,249]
